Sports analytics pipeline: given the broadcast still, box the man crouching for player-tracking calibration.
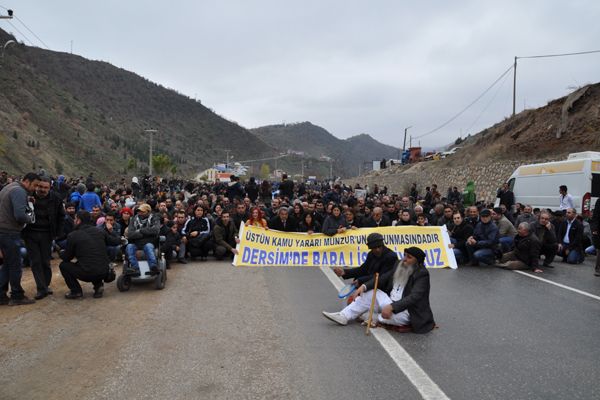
[322,246,436,334]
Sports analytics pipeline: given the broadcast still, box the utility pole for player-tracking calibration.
[144,129,157,176]
[409,135,412,148]
[300,158,304,178]
[224,149,231,168]
[402,125,412,161]
[329,159,333,181]
[512,56,517,117]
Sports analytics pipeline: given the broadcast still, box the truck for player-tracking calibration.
[505,151,600,215]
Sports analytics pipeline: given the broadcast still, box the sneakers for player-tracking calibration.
[322,311,348,326]
[8,296,36,306]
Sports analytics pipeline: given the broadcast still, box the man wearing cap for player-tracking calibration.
[466,209,499,266]
[323,246,435,334]
[125,204,160,274]
[332,233,399,302]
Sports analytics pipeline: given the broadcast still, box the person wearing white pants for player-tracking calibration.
[323,246,436,334]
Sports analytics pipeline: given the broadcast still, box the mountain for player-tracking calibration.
[251,122,400,177]
[0,28,274,178]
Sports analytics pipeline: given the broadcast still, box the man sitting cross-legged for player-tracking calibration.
[323,246,436,334]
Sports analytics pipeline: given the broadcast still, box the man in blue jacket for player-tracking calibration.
[466,209,499,266]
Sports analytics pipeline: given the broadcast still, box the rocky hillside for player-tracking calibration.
[345,83,600,201]
[0,28,274,178]
[251,122,400,178]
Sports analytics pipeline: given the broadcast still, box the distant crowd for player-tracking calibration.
[1,169,599,305]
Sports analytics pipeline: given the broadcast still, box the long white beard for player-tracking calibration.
[393,261,415,288]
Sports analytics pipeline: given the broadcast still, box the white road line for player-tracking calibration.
[513,270,600,301]
[320,266,450,400]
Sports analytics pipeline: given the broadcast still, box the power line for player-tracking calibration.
[6,20,34,46]
[517,49,600,60]
[413,64,514,139]
[14,16,49,49]
[465,68,511,135]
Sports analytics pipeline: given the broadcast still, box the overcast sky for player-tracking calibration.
[2,1,599,149]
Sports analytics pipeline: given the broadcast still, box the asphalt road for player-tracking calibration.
[1,256,599,400]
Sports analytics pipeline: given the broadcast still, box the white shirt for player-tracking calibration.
[559,194,574,210]
[390,283,405,302]
[563,219,574,244]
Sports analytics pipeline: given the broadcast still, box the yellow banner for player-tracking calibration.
[233,225,457,269]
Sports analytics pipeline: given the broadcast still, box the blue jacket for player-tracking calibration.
[472,221,499,249]
[80,191,102,212]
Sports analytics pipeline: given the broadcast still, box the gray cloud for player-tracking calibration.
[3,0,600,148]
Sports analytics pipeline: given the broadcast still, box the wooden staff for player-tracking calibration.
[365,273,379,336]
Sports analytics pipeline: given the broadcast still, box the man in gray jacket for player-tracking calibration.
[0,173,40,305]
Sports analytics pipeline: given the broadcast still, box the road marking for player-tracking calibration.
[320,266,450,400]
[513,270,600,301]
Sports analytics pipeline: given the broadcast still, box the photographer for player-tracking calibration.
[59,210,121,299]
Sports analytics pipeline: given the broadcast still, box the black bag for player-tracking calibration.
[104,263,116,283]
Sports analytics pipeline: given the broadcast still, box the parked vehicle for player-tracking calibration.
[504,151,600,215]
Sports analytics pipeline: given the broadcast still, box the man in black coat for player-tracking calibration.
[22,176,65,300]
[59,210,121,299]
[362,207,391,228]
[531,211,558,268]
[279,174,294,201]
[268,208,297,232]
[556,208,584,264]
[332,233,399,302]
[496,222,542,272]
[323,246,435,334]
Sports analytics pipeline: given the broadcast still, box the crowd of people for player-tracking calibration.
[1,170,599,316]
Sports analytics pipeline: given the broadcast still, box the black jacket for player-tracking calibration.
[298,220,321,233]
[530,221,557,249]
[364,263,435,334]
[362,215,391,228]
[23,190,65,239]
[245,182,259,202]
[556,218,584,252]
[450,221,474,251]
[279,179,294,199]
[342,247,399,285]
[268,215,298,232]
[591,198,600,247]
[61,224,121,275]
[513,232,541,269]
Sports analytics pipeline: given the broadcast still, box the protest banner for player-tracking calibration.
[233,225,457,269]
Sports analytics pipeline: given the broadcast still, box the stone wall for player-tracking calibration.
[343,160,526,203]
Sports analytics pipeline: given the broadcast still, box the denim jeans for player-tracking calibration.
[499,236,514,253]
[466,245,496,265]
[0,232,25,298]
[126,243,157,269]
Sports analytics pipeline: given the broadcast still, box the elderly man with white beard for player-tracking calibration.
[322,246,436,334]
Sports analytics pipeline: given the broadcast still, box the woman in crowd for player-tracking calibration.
[246,206,268,229]
[322,204,347,236]
[183,206,212,261]
[298,212,321,234]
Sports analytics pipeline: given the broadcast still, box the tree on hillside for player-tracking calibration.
[259,163,270,179]
[152,154,174,175]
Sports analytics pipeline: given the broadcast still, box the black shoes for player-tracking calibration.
[177,258,188,264]
[0,295,10,305]
[64,291,83,300]
[93,285,104,299]
[34,291,48,300]
[8,296,36,306]
[150,265,159,274]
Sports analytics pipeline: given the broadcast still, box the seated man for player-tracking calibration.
[466,209,499,266]
[125,204,160,274]
[323,247,435,334]
[556,208,584,264]
[492,207,517,253]
[531,211,557,268]
[448,211,473,264]
[59,210,121,299]
[99,211,121,262]
[496,222,542,273]
[213,211,240,260]
[268,207,298,232]
[332,233,398,300]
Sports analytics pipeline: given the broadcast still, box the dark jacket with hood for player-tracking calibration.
[61,223,121,275]
[341,246,399,285]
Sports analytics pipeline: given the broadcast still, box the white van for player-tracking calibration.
[505,152,600,216]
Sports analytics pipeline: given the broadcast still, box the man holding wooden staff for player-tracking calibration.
[322,246,436,334]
